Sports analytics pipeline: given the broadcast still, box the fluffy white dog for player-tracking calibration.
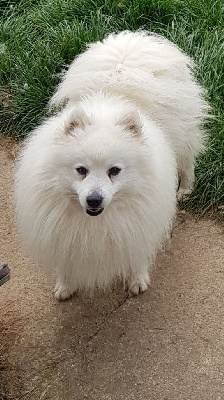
[15,31,208,300]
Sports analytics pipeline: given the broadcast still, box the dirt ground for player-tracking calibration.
[0,138,224,400]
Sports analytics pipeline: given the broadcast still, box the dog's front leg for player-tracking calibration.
[128,263,151,296]
[54,268,78,301]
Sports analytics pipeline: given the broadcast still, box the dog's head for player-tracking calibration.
[57,95,148,217]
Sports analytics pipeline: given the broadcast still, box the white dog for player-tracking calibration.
[15,31,208,300]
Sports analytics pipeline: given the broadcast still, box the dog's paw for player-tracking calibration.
[177,188,192,202]
[129,274,150,296]
[54,282,76,301]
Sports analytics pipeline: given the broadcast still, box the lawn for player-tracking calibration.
[0,0,223,215]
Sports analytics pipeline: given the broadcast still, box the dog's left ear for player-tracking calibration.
[118,110,142,137]
[66,108,91,134]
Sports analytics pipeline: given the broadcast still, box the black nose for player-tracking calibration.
[86,193,103,208]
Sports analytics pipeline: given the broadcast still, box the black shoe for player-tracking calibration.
[0,264,10,286]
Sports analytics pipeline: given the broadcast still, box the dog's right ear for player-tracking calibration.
[117,110,142,137]
[65,108,91,134]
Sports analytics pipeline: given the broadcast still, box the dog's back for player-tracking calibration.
[51,31,209,165]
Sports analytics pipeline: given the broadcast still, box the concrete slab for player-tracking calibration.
[1,139,224,400]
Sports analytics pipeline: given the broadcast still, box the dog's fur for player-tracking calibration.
[15,31,208,300]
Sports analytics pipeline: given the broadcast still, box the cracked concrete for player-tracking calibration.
[1,138,224,400]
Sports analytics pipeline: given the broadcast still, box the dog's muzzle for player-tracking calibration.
[86,192,104,217]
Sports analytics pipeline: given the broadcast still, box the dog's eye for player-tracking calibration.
[76,166,88,176]
[108,167,121,178]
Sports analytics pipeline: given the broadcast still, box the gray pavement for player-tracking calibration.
[1,139,224,400]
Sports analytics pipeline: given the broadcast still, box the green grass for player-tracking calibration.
[0,0,223,215]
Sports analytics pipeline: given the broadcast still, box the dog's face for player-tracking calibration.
[59,102,146,217]
[74,157,124,216]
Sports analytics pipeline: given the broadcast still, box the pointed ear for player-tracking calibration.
[117,110,142,137]
[66,108,91,135]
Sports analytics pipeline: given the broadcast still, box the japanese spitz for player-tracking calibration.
[15,31,208,300]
